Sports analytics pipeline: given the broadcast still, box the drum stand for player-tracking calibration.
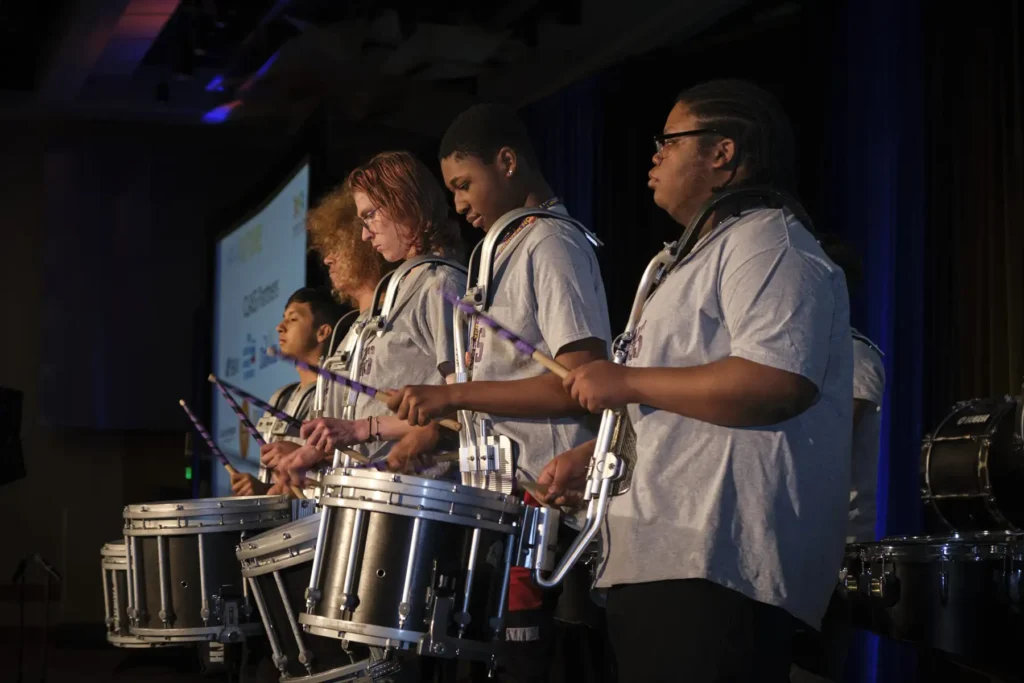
[12,553,61,683]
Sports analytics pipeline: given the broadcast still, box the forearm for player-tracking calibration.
[450,373,586,419]
[624,357,817,427]
[374,415,420,442]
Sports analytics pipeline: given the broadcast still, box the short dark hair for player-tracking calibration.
[817,234,863,295]
[286,287,345,332]
[439,103,540,169]
[677,79,796,193]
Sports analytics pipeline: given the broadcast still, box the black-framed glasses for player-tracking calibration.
[359,206,382,232]
[653,129,720,155]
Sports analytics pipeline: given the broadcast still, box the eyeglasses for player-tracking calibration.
[653,129,720,155]
[359,206,382,232]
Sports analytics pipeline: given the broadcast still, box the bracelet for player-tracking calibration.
[365,416,382,443]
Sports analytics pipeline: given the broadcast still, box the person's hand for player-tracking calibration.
[535,439,595,507]
[384,385,454,426]
[267,474,291,496]
[385,423,442,473]
[299,418,369,452]
[259,440,300,469]
[277,444,328,486]
[229,471,268,496]
[563,361,635,412]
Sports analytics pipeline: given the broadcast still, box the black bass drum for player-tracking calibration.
[921,395,1024,531]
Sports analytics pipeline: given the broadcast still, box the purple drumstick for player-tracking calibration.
[208,375,302,429]
[178,399,232,469]
[441,290,540,357]
[211,376,267,445]
[267,349,380,399]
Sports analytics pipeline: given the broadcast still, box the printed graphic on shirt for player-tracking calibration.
[626,321,647,364]
[359,344,376,381]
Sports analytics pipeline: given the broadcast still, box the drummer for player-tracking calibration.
[384,104,612,683]
[229,287,343,496]
[268,151,466,487]
[791,235,886,683]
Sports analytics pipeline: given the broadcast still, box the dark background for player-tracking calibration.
[0,1,1020,681]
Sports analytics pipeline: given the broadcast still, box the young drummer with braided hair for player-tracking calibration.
[538,80,854,682]
[384,104,612,683]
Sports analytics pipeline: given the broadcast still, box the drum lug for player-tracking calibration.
[339,592,359,611]
[939,566,949,605]
[271,654,288,673]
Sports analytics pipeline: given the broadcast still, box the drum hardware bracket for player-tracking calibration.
[417,595,503,669]
[218,600,244,644]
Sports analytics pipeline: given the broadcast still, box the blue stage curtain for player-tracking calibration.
[819,1,926,681]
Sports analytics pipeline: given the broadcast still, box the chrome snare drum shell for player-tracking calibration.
[123,495,291,644]
[300,469,524,664]
[101,540,165,649]
[236,513,377,681]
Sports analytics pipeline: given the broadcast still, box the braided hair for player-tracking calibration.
[676,80,797,193]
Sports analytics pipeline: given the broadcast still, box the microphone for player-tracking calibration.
[33,554,62,582]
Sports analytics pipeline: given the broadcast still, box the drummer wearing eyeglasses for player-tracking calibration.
[539,79,854,683]
[267,151,466,489]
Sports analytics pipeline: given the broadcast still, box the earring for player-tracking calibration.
[506,170,512,177]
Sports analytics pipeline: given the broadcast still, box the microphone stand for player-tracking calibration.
[13,554,62,683]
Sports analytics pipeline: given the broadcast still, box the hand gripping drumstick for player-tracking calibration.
[441,291,569,378]
[208,376,313,497]
[206,376,303,430]
[267,348,463,433]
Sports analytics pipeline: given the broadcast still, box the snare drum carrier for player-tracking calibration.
[531,188,815,589]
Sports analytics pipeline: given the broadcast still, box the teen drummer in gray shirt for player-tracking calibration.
[267,152,465,486]
[385,105,611,683]
[539,80,854,683]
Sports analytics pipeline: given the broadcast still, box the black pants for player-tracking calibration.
[606,578,796,683]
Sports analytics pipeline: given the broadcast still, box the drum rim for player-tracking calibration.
[123,495,290,518]
[318,495,519,534]
[129,622,264,641]
[101,541,127,557]
[323,468,519,504]
[321,469,522,517]
[235,512,322,562]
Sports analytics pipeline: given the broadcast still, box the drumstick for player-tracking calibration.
[209,377,307,499]
[208,375,303,429]
[442,291,569,378]
[178,399,238,477]
[267,348,463,433]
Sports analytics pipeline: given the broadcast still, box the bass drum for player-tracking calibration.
[921,395,1024,531]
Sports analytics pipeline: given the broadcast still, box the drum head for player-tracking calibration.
[922,396,1024,531]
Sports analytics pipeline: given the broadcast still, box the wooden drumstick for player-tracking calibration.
[179,399,308,498]
[208,376,306,499]
[267,348,463,433]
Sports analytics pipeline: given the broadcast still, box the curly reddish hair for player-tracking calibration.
[306,179,389,305]
[346,151,463,260]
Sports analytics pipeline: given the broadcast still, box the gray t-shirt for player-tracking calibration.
[596,208,853,631]
[847,332,885,543]
[352,263,466,460]
[468,204,612,481]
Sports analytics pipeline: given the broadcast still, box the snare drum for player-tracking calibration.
[124,495,291,644]
[300,469,526,668]
[843,532,1024,661]
[238,513,401,682]
[101,540,166,648]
